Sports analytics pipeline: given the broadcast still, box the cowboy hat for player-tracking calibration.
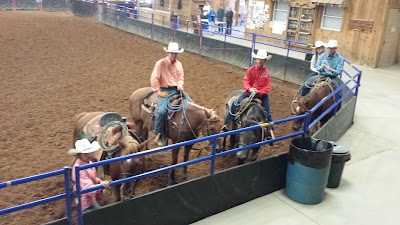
[68,139,101,156]
[163,42,184,53]
[326,40,338,48]
[312,41,326,48]
[251,49,272,60]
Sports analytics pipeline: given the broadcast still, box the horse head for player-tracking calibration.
[236,119,263,164]
[292,96,311,131]
[292,85,332,132]
[108,124,147,201]
[202,108,224,151]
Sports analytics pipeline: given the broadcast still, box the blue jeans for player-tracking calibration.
[299,72,318,96]
[224,92,273,126]
[155,87,178,135]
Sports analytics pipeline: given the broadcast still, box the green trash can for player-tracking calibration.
[327,143,351,188]
[286,138,333,204]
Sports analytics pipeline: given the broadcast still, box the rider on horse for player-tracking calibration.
[298,40,344,98]
[221,49,274,132]
[150,42,185,147]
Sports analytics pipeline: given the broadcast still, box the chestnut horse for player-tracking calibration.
[129,87,223,185]
[73,112,147,202]
[292,84,335,133]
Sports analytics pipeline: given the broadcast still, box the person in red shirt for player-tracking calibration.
[222,49,274,131]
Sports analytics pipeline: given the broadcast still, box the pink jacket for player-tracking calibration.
[72,158,102,210]
[150,57,184,94]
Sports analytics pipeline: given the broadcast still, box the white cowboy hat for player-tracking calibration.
[163,42,184,53]
[251,49,272,60]
[312,41,326,48]
[326,40,338,48]
[68,139,101,156]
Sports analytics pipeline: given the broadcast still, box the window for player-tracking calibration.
[273,2,289,22]
[321,5,344,31]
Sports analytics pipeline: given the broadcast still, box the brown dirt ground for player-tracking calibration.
[0,11,299,225]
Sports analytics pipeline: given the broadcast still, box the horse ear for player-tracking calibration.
[126,122,136,130]
[112,125,122,134]
[118,139,127,149]
[137,140,148,151]
[204,108,212,118]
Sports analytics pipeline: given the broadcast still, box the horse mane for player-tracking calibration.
[188,102,220,120]
[245,103,267,122]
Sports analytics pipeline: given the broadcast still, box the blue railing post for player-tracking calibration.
[123,4,126,17]
[250,33,256,67]
[355,71,362,96]
[284,41,291,81]
[63,167,73,225]
[302,111,311,137]
[74,166,84,225]
[210,139,217,175]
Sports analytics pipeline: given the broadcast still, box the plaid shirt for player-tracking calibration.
[316,52,344,77]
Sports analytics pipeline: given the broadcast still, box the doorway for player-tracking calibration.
[379,8,400,67]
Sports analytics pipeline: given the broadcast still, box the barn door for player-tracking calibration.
[378,8,400,67]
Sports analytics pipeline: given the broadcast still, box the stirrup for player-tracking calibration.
[221,125,228,132]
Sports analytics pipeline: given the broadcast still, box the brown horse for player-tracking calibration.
[292,84,335,133]
[73,112,147,202]
[129,87,223,185]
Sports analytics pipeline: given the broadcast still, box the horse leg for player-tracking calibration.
[183,145,193,181]
[168,147,179,186]
[111,184,121,203]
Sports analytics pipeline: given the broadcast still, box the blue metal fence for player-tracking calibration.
[0,2,362,225]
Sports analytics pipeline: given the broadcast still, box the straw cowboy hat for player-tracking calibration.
[163,42,184,53]
[252,49,272,60]
[68,139,101,156]
[312,40,326,48]
[326,40,338,48]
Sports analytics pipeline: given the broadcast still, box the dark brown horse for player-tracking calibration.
[129,87,223,185]
[292,84,335,133]
[73,112,147,202]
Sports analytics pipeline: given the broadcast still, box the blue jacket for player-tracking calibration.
[208,10,216,22]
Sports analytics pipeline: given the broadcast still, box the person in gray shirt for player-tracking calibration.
[216,4,225,33]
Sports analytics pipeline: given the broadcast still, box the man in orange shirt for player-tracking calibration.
[150,42,184,146]
[222,49,274,131]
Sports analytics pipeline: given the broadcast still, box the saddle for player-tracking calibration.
[141,91,184,116]
[82,112,122,142]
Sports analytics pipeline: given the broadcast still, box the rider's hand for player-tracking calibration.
[177,84,184,91]
[325,65,332,71]
[100,180,111,189]
[159,91,168,98]
[250,87,258,93]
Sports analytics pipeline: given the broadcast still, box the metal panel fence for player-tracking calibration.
[0,2,362,225]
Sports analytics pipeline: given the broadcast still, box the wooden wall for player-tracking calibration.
[242,0,400,67]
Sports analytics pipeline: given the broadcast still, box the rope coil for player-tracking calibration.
[98,121,129,152]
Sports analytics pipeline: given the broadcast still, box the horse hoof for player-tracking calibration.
[168,179,177,186]
[237,159,245,165]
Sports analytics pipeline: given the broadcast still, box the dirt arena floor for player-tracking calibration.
[0,11,299,225]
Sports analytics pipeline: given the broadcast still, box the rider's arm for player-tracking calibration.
[150,60,162,94]
[330,55,344,76]
[176,61,184,87]
[258,69,271,96]
[243,67,253,92]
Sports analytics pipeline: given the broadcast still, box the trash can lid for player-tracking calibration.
[330,142,350,154]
